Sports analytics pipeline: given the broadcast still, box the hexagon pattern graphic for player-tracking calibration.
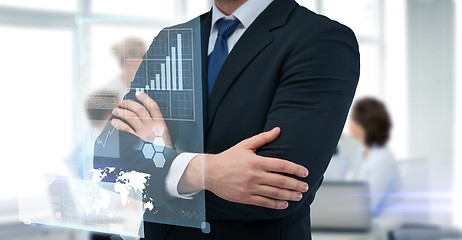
[142,143,155,159]
[153,137,166,148]
[153,154,166,168]
[141,141,167,168]
[154,144,165,153]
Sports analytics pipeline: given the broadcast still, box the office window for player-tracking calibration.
[184,0,211,20]
[0,0,77,12]
[297,0,317,12]
[323,0,381,38]
[0,26,73,199]
[322,0,383,99]
[356,44,382,98]
[92,0,175,19]
[314,0,410,159]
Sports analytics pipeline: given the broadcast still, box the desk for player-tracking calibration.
[312,231,375,240]
[312,219,401,240]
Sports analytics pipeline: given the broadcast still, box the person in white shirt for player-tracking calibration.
[349,97,401,217]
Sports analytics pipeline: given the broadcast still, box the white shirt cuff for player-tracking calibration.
[165,152,200,199]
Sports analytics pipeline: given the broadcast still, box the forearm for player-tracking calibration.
[178,150,309,220]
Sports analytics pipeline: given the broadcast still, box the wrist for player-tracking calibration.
[177,154,206,194]
[204,153,217,193]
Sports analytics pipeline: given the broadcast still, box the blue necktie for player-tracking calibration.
[207,18,241,98]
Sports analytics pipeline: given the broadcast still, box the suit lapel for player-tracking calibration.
[206,26,272,130]
[205,0,298,131]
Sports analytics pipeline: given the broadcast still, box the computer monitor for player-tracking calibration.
[310,181,371,232]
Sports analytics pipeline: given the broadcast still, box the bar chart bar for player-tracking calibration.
[172,47,177,90]
[155,74,161,90]
[161,63,166,90]
[177,34,183,90]
[141,32,190,94]
[137,29,194,121]
[166,56,171,90]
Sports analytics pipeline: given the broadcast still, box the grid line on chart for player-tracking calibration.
[135,28,196,121]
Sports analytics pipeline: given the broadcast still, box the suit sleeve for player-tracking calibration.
[205,22,360,220]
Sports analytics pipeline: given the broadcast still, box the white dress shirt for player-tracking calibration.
[165,0,274,199]
[352,145,401,217]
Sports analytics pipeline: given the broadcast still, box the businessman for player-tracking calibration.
[94,0,359,239]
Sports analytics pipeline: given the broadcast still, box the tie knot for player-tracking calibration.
[216,18,240,39]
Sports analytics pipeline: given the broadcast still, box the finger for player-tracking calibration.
[240,127,280,150]
[112,108,145,133]
[247,195,288,210]
[135,92,170,138]
[261,157,309,178]
[111,118,137,136]
[135,92,164,120]
[254,185,303,202]
[118,100,151,122]
[260,173,309,193]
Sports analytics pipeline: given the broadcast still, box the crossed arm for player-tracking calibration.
[111,92,309,210]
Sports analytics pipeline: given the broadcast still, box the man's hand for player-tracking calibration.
[179,127,309,210]
[111,92,172,148]
[111,93,309,210]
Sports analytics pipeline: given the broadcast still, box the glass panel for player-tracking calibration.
[18,177,145,238]
[83,17,206,233]
[10,17,207,236]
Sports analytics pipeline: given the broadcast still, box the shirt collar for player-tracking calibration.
[211,0,274,31]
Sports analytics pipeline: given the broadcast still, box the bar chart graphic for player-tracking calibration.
[130,29,195,121]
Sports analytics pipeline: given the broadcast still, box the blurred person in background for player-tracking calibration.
[349,97,401,217]
[111,38,147,99]
[323,147,350,181]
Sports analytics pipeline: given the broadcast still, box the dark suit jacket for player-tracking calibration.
[145,0,360,239]
[95,0,359,239]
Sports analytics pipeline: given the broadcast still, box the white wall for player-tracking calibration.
[454,0,462,229]
[407,0,455,225]
[0,27,74,199]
